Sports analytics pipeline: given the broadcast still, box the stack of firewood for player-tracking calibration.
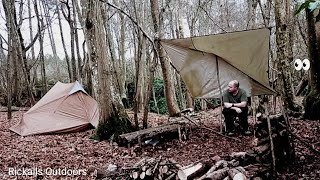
[253,113,293,165]
[101,156,181,179]
[100,152,272,180]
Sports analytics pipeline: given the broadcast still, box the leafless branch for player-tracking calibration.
[199,6,227,33]
[105,1,160,61]
[25,32,39,51]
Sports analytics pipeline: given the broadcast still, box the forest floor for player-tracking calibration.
[0,108,319,180]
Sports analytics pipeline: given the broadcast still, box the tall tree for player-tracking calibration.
[274,0,300,112]
[150,0,180,117]
[56,0,72,81]
[303,6,320,119]
[34,0,47,95]
[61,0,77,81]
[28,0,38,85]
[42,1,61,81]
[81,0,132,140]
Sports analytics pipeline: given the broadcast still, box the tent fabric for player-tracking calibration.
[160,28,276,98]
[10,81,99,136]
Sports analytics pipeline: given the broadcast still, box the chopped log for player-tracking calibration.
[145,168,152,176]
[140,171,146,179]
[244,164,270,178]
[223,176,230,180]
[253,144,270,155]
[231,152,247,159]
[162,165,169,174]
[256,113,284,123]
[178,162,211,180]
[196,160,228,179]
[252,134,278,147]
[164,172,176,180]
[132,171,139,179]
[204,167,229,180]
[141,165,147,172]
[235,167,246,175]
[228,168,241,179]
[228,159,240,167]
[233,173,247,180]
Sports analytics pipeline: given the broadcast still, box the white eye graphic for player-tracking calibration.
[294,59,303,70]
[302,59,310,70]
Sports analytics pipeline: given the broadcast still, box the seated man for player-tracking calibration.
[222,80,251,136]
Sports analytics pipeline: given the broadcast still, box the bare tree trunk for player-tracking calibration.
[56,1,72,81]
[143,53,158,128]
[247,0,258,29]
[175,13,187,109]
[72,0,82,81]
[42,1,60,81]
[274,0,300,112]
[303,8,320,119]
[150,0,180,117]
[3,0,13,119]
[67,3,77,81]
[28,0,37,85]
[116,0,127,102]
[103,6,122,95]
[34,0,47,95]
[118,0,127,101]
[74,0,90,85]
[82,0,132,139]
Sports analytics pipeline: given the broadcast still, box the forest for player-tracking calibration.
[0,0,319,179]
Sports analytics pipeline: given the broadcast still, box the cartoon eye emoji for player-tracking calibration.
[302,59,310,70]
[294,59,303,70]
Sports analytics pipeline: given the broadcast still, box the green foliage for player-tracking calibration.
[295,0,320,15]
[149,79,168,114]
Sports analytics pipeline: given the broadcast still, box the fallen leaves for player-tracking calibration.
[0,109,319,179]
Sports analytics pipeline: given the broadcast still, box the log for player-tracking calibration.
[204,167,229,180]
[233,173,247,180]
[252,133,278,147]
[196,160,228,179]
[164,172,176,180]
[140,171,146,179]
[244,164,270,178]
[228,168,241,179]
[231,152,246,159]
[132,171,139,179]
[253,144,270,155]
[256,113,284,123]
[178,161,211,180]
[145,168,152,176]
[119,122,185,144]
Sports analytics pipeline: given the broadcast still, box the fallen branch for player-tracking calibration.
[279,122,320,156]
